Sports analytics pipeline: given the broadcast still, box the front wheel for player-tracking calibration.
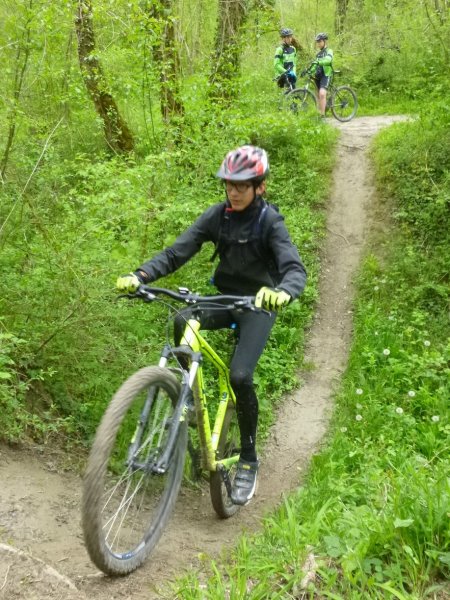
[283,87,317,115]
[330,85,358,122]
[209,402,241,518]
[82,366,188,575]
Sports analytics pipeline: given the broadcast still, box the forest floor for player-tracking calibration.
[0,116,407,600]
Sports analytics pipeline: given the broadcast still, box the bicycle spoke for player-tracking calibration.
[106,473,147,552]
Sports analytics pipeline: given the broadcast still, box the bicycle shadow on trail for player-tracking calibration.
[0,116,409,600]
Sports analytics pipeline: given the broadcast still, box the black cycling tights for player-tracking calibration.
[174,306,276,462]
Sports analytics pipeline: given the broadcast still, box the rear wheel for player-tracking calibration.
[330,85,358,122]
[82,366,188,575]
[209,403,241,518]
[283,87,317,115]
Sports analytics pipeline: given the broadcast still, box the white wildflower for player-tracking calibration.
[408,390,416,398]
[356,388,363,395]
[431,415,440,423]
[396,407,404,414]
[340,427,347,433]
[374,286,379,291]
[383,348,391,356]
[424,340,431,347]
[356,403,363,409]
[355,414,363,421]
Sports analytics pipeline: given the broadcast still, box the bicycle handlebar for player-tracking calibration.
[301,62,339,78]
[126,285,259,312]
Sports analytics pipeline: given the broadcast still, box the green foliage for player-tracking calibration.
[372,104,450,241]
[0,326,65,442]
[334,0,450,111]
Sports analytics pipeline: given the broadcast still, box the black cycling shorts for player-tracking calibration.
[315,74,331,90]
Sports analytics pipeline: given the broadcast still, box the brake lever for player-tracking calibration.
[115,290,156,302]
[138,289,156,302]
[233,299,270,316]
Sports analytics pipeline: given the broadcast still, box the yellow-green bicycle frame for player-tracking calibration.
[160,317,240,474]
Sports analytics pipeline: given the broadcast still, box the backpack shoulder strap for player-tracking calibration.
[210,200,281,261]
[256,200,281,252]
[210,201,229,262]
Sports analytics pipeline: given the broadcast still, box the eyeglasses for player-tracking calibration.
[224,181,253,194]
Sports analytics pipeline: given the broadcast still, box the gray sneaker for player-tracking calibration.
[230,460,259,506]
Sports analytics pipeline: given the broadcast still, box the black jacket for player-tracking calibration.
[138,197,307,298]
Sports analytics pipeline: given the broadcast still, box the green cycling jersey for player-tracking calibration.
[313,46,333,77]
[274,43,297,77]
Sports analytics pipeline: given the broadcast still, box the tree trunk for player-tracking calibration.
[433,0,448,23]
[209,0,249,103]
[75,0,134,153]
[335,0,350,36]
[148,0,184,122]
[0,0,33,181]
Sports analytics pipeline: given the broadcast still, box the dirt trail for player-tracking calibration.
[0,116,407,600]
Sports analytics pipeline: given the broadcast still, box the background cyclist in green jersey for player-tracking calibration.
[308,33,334,117]
[274,28,298,89]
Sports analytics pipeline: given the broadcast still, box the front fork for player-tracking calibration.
[128,346,201,474]
[151,345,201,474]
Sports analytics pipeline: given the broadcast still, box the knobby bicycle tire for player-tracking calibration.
[82,366,188,575]
[330,85,358,122]
[283,87,317,115]
[209,402,240,518]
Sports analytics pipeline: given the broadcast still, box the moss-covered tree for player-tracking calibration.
[146,0,184,122]
[75,0,134,152]
[209,0,249,102]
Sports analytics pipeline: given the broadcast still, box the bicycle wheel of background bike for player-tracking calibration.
[82,366,188,575]
[330,85,358,122]
[283,88,317,115]
[209,403,241,518]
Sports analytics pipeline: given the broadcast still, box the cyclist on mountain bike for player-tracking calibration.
[116,145,307,506]
[305,32,333,117]
[274,28,298,89]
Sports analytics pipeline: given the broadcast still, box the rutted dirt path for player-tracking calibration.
[0,116,407,600]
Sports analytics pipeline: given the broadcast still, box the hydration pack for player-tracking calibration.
[210,200,280,263]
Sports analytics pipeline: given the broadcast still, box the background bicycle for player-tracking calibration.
[275,71,317,116]
[82,285,260,575]
[282,67,358,121]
